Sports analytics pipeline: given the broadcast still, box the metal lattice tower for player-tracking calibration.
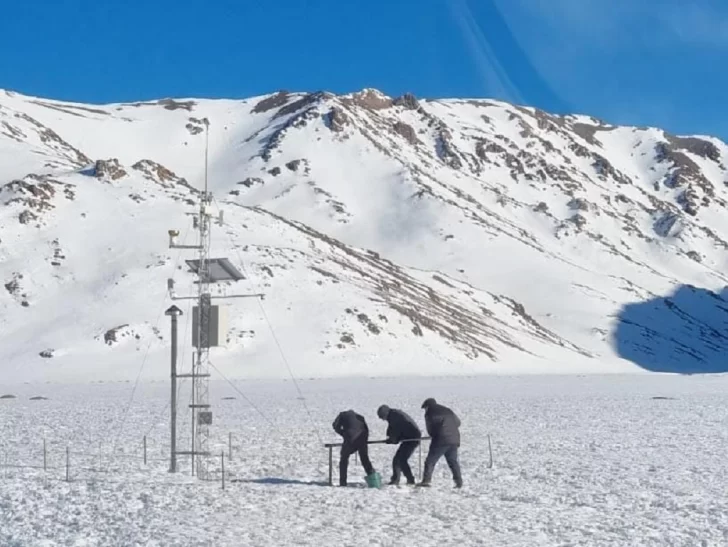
[166,118,263,481]
[193,120,213,479]
[193,201,212,478]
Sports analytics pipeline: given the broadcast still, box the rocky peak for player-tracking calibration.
[93,159,127,181]
[251,91,292,114]
[393,92,420,110]
[0,173,75,225]
[326,106,350,133]
[665,135,722,164]
[274,91,331,120]
[345,88,393,110]
[392,121,418,144]
[132,159,184,187]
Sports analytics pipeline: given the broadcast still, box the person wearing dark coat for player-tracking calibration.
[377,405,422,485]
[419,398,463,488]
[332,409,375,486]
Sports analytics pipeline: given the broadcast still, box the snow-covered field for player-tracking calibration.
[2,376,727,546]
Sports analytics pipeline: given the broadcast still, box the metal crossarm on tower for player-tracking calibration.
[164,118,264,480]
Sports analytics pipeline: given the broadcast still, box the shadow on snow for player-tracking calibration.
[233,477,330,487]
[613,284,728,374]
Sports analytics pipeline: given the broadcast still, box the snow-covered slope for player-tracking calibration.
[2,87,728,383]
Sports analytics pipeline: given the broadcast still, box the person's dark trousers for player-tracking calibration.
[339,434,374,486]
[391,440,419,484]
[422,444,462,486]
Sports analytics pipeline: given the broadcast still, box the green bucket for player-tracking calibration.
[365,471,382,488]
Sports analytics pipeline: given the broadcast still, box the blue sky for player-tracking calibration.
[2,0,728,139]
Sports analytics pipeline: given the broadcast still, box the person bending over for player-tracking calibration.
[377,404,421,486]
[333,409,375,486]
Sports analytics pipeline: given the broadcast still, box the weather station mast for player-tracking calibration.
[164,118,263,479]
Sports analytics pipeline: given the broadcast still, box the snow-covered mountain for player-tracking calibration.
[2,87,728,383]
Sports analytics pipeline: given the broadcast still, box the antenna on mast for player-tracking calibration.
[165,118,264,479]
[203,117,210,195]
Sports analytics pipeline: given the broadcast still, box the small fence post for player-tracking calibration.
[143,435,147,465]
[43,439,47,471]
[328,446,333,486]
[487,434,493,469]
[221,451,225,491]
[65,447,70,482]
[228,432,232,461]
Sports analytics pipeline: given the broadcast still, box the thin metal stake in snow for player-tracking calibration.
[487,434,493,469]
[221,451,225,491]
[143,435,147,465]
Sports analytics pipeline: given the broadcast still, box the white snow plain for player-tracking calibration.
[1,375,727,546]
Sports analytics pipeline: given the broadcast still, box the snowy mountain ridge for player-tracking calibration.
[2,87,728,383]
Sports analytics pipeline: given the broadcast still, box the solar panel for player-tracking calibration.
[185,258,245,282]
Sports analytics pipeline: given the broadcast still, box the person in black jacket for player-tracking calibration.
[419,398,463,488]
[332,409,375,486]
[377,405,422,485]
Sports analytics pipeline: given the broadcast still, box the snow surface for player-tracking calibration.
[1,376,727,546]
